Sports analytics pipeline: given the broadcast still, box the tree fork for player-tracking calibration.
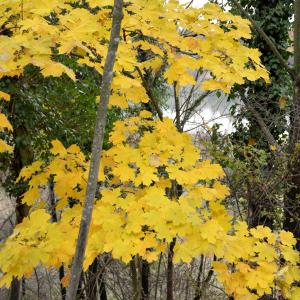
[65,1,124,299]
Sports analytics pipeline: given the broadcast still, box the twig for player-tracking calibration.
[181,92,211,127]
[185,0,194,9]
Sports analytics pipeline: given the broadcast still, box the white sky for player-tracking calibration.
[180,0,208,7]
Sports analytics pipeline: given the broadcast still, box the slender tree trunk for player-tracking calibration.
[141,259,150,300]
[130,258,139,300]
[9,278,21,300]
[193,256,204,300]
[66,2,124,299]
[166,239,176,300]
[154,253,162,300]
[59,266,66,300]
[284,0,300,250]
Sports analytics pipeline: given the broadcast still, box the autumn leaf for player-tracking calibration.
[0,91,10,101]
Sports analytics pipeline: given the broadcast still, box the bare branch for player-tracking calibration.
[173,82,182,131]
[185,0,194,9]
[181,92,211,128]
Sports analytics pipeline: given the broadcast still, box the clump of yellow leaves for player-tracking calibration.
[0,0,268,103]
[0,0,270,157]
[1,113,300,300]
[17,140,88,209]
[214,224,300,299]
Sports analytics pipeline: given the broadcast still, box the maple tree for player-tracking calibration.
[1,115,300,299]
[0,0,298,299]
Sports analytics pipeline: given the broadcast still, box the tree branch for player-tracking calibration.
[136,66,164,121]
[179,68,202,114]
[185,0,194,9]
[295,0,300,76]
[173,82,182,131]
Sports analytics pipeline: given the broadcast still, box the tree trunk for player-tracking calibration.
[166,239,176,300]
[66,2,124,299]
[130,258,139,300]
[141,259,150,300]
[193,256,204,300]
[284,78,300,250]
[9,278,21,300]
[284,0,300,250]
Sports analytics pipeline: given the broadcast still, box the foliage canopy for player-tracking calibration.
[0,1,298,299]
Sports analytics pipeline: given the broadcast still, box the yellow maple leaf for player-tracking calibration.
[21,186,40,206]
[0,139,13,153]
[51,140,67,156]
[280,230,297,246]
[0,113,13,131]
[0,91,10,101]
[17,161,43,181]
